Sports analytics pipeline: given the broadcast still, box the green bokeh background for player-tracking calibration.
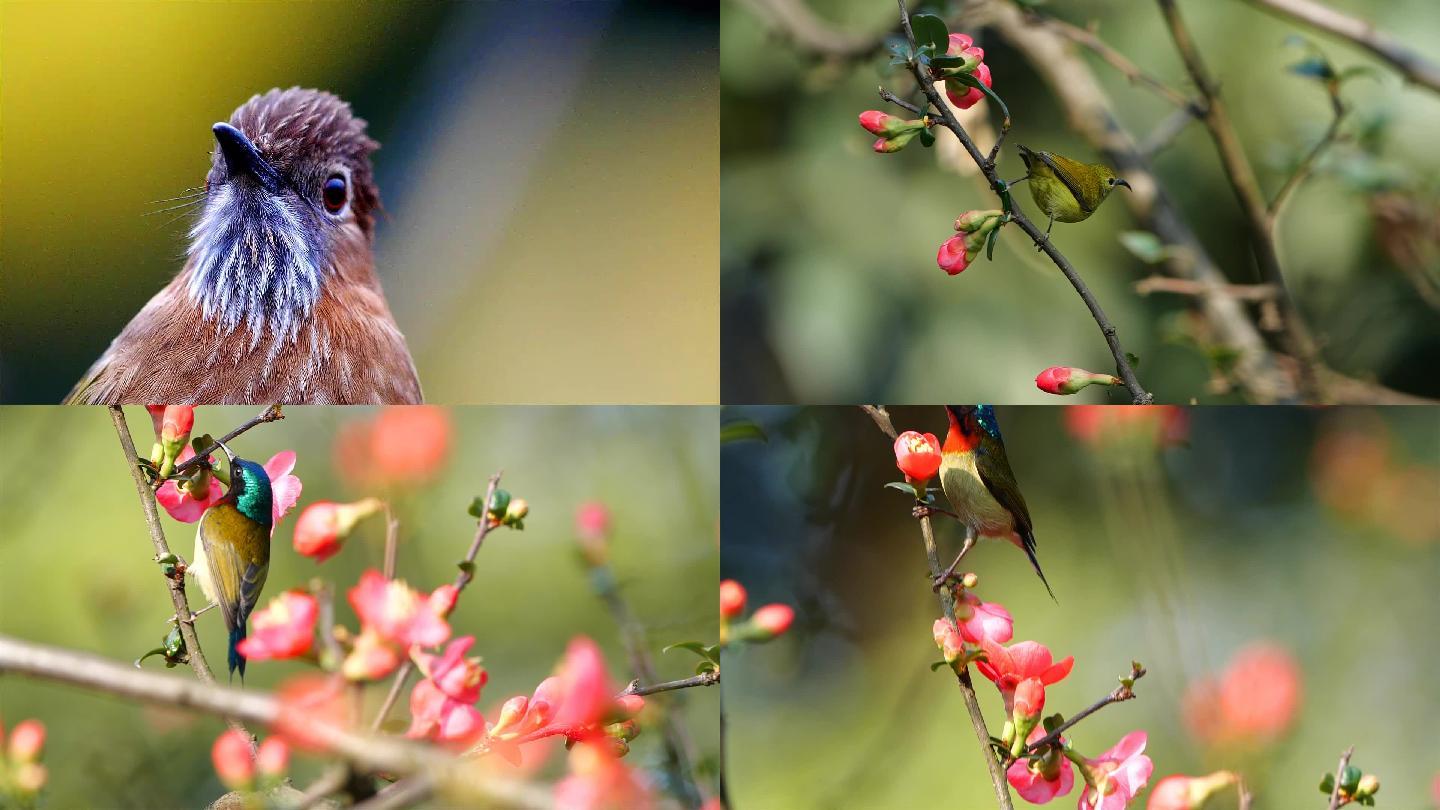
[721,0,1440,403]
[0,1,718,404]
[721,405,1440,808]
[0,405,719,806]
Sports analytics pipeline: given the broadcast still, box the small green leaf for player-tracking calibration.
[457,560,476,575]
[1042,713,1064,733]
[1118,231,1167,264]
[1340,765,1362,792]
[884,481,918,498]
[720,420,768,444]
[1338,64,1380,83]
[695,661,719,676]
[928,54,971,70]
[1125,352,1142,368]
[910,13,949,51]
[664,641,720,665]
[985,225,999,261]
[930,660,949,671]
[1288,57,1336,81]
[1319,774,1335,794]
[488,489,511,517]
[919,127,936,148]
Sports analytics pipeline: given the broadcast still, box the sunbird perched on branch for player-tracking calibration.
[193,442,273,680]
[1018,144,1131,234]
[920,406,1055,600]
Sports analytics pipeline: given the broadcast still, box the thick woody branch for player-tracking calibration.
[862,405,1015,810]
[891,0,1152,404]
[109,406,253,746]
[1240,0,1440,93]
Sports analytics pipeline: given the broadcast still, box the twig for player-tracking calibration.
[109,406,254,748]
[1134,276,1280,302]
[1033,13,1203,113]
[735,0,886,61]
[621,671,721,697]
[1138,107,1198,158]
[382,502,399,580]
[1267,92,1346,225]
[1238,779,1254,810]
[351,774,435,810]
[293,765,352,810]
[171,404,285,479]
[862,404,1015,810]
[890,0,1152,404]
[1327,746,1354,810]
[1023,662,1146,755]
[370,473,503,734]
[1241,0,1440,93]
[1156,0,1323,399]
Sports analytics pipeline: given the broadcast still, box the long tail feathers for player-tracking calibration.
[229,624,246,682]
[1020,532,1058,603]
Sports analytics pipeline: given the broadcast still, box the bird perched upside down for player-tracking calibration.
[1017,144,1130,236]
[192,442,273,680]
[920,405,1055,600]
[67,87,422,404]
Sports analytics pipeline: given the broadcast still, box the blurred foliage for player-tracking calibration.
[0,1,718,403]
[0,405,718,806]
[721,0,1440,402]
[721,405,1439,808]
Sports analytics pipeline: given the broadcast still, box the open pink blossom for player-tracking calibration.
[1007,727,1073,804]
[158,447,301,528]
[894,430,943,484]
[486,637,625,754]
[1076,731,1153,810]
[273,674,351,752]
[237,590,317,661]
[408,677,486,748]
[1182,643,1301,747]
[414,637,489,704]
[348,570,451,649]
[977,639,1073,713]
[955,591,1012,645]
[942,33,993,110]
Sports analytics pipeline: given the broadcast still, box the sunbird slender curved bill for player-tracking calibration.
[937,405,1055,600]
[193,442,273,680]
[1018,144,1131,234]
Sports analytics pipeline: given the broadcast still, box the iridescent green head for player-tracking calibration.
[226,457,274,528]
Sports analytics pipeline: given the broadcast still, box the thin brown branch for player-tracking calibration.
[864,404,1014,810]
[1138,106,1199,158]
[734,0,886,61]
[382,501,399,580]
[1156,0,1324,398]
[109,406,254,748]
[1267,93,1346,225]
[1328,746,1354,810]
[1134,276,1280,302]
[621,671,721,697]
[170,404,285,479]
[889,1,1151,404]
[1034,13,1203,113]
[1240,0,1440,93]
[1023,662,1146,755]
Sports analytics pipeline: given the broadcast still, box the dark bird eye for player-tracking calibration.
[1107,177,1116,186]
[322,175,347,214]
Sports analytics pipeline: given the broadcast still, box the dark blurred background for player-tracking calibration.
[0,405,718,806]
[721,405,1439,808]
[0,1,718,403]
[721,0,1440,403]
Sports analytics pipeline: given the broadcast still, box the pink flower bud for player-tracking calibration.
[1035,366,1122,395]
[942,33,994,110]
[955,209,1003,233]
[292,498,383,563]
[938,234,973,275]
[575,502,612,566]
[933,618,965,664]
[211,729,255,791]
[8,719,45,763]
[429,583,460,618]
[256,737,289,779]
[750,604,794,639]
[1013,678,1045,719]
[720,579,747,619]
[858,110,911,137]
[871,128,922,153]
[894,431,943,484]
[161,406,194,443]
[1147,772,1238,810]
[614,694,646,718]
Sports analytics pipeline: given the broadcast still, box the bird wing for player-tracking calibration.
[976,442,1055,599]
[1029,150,1093,216]
[197,503,270,633]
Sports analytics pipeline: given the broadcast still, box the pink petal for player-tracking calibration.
[1103,730,1148,763]
[1041,656,1075,685]
[1005,641,1054,678]
[264,450,296,479]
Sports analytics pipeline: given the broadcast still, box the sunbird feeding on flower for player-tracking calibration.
[193,442,273,679]
[1017,145,1130,234]
[928,406,1054,599]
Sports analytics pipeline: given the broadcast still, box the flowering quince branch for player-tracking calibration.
[1021,661,1146,756]
[882,0,1153,405]
[168,404,285,482]
[1319,746,1381,808]
[1327,747,1353,809]
[109,406,257,748]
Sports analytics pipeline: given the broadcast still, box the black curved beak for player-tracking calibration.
[215,440,237,465]
[213,122,282,194]
[1115,178,1133,191]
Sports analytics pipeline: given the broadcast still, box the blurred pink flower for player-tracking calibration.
[1006,727,1073,804]
[554,739,652,810]
[1065,406,1188,449]
[1146,771,1238,810]
[1183,643,1301,747]
[211,729,254,791]
[237,590,317,662]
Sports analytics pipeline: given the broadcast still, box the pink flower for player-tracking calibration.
[1075,731,1153,810]
[1146,772,1238,810]
[237,590,317,661]
[751,604,795,639]
[211,729,254,791]
[955,591,1013,645]
[370,406,452,484]
[414,637,489,704]
[272,675,350,752]
[256,737,289,780]
[1182,643,1301,747]
[157,448,302,527]
[720,580,747,619]
[933,618,966,664]
[1036,367,1122,396]
[938,234,973,275]
[292,498,383,563]
[1007,727,1073,804]
[1065,407,1189,449]
[7,719,45,763]
[977,639,1073,715]
[942,33,993,110]
[486,637,627,750]
[430,584,460,618]
[554,739,653,810]
[575,502,612,566]
[1013,677,1045,720]
[858,110,904,137]
[894,430,943,484]
[348,570,451,649]
[407,642,489,750]
[343,628,406,681]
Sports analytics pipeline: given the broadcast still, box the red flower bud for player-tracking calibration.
[256,737,289,780]
[211,729,254,791]
[1013,677,1045,719]
[938,234,973,275]
[720,579,747,619]
[858,110,905,137]
[8,719,45,763]
[750,604,794,639]
[894,430,943,484]
[1035,366,1122,395]
[292,498,383,563]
